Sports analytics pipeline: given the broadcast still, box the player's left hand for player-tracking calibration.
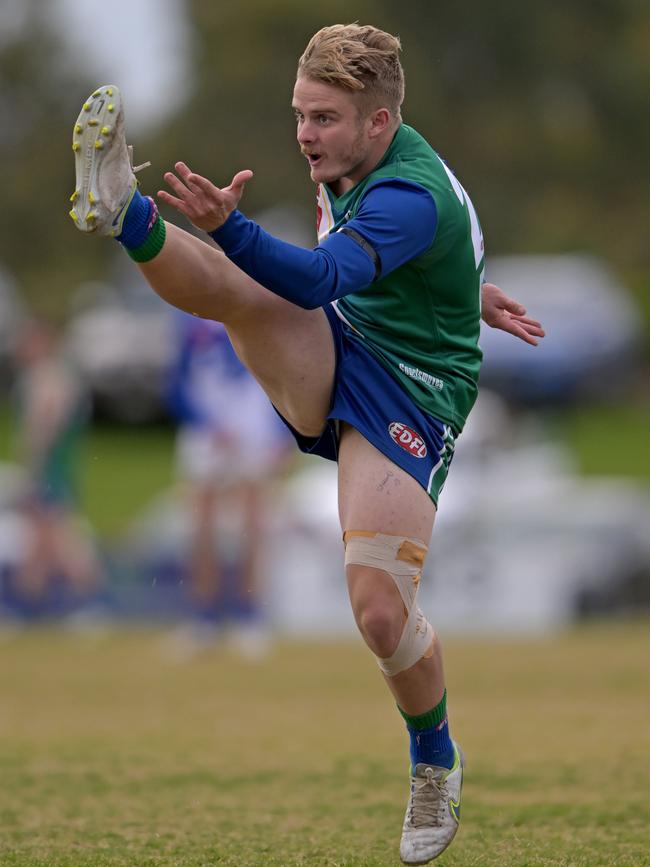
[157,162,253,232]
[481,282,545,346]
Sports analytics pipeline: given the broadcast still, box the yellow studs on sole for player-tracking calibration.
[72,141,81,152]
[94,140,104,150]
[69,210,78,222]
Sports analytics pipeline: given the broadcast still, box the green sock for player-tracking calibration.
[398,689,448,730]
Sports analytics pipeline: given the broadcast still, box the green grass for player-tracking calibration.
[0,621,649,866]
[78,422,175,539]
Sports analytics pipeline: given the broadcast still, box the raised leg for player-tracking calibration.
[137,223,336,437]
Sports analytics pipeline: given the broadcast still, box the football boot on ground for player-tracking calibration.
[400,741,464,864]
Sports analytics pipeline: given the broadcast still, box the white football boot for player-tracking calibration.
[400,742,464,864]
[69,85,149,237]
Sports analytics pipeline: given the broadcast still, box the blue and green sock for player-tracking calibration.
[399,689,455,771]
[117,188,166,262]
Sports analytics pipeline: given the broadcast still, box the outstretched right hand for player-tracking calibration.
[157,162,253,233]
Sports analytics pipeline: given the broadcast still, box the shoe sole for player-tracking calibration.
[69,85,130,235]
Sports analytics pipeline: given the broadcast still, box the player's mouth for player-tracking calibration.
[305,153,323,168]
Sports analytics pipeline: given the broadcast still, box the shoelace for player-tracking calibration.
[408,767,447,828]
[127,144,151,174]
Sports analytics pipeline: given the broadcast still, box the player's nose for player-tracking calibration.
[297,121,316,145]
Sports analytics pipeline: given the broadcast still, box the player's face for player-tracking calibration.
[292,77,377,194]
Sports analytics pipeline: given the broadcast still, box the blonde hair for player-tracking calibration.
[297,24,404,121]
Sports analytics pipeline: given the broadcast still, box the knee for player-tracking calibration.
[355,598,405,659]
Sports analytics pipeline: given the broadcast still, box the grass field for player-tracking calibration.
[1,620,649,866]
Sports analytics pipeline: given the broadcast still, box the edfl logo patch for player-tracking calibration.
[388,422,428,458]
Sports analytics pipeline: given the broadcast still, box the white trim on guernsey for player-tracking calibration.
[331,300,364,336]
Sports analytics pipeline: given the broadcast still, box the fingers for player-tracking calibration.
[514,323,541,345]
[482,282,545,345]
[161,170,192,200]
[510,314,542,328]
[172,162,253,197]
[495,294,527,317]
[158,162,252,205]
[500,303,545,338]
[494,311,544,346]
[225,170,254,198]
[515,330,539,347]
[159,163,208,199]
[503,299,526,316]
[501,318,539,346]
[155,161,247,232]
[176,162,221,197]
[156,163,216,220]
[185,172,219,196]
[482,283,526,316]
[156,189,185,210]
[174,161,193,181]
[229,169,254,188]
[510,316,545,338]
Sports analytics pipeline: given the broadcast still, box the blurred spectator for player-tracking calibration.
[165,312,292,658]
[8,319,104,621]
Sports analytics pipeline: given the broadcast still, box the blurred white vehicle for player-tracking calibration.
[64,277,174,423]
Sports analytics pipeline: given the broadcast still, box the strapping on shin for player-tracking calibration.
[343,530,434,677]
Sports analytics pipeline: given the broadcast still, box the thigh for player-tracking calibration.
[225,306,334,438]
[141,224,335,437]
[337,424,436,543]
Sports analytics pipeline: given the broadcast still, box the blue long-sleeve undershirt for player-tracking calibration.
[209,179,438,310]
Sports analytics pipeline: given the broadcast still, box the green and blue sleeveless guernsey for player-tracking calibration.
[211,124,484,432]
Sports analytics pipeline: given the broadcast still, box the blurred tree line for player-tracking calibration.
[1,0,648,321]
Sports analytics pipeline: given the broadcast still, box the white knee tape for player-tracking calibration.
[344,531,434,677]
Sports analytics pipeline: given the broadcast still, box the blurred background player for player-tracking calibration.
[9,319,104,622]
[165,311,291,659]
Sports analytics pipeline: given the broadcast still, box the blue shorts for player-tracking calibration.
[278,304,458,506]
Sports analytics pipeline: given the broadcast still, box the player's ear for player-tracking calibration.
[368,107,392,138]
